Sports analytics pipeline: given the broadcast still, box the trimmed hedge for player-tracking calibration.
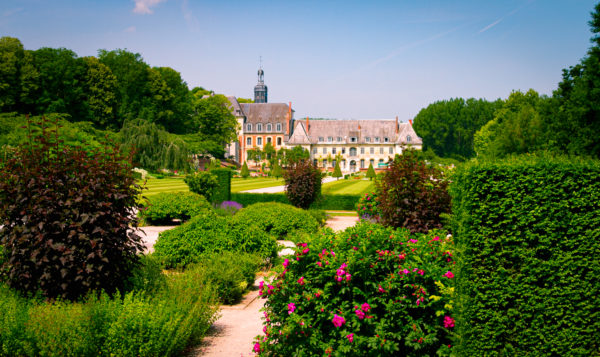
[210,168,232,204]
[451,156,600,356]
[231,193,360,211]
[139,192,212,225]
[234,202,321,240]
[153,210,278,268]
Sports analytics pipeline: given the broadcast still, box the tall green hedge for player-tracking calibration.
[230,193,360,211]
[450,156,600,356]
[210,168,231,204]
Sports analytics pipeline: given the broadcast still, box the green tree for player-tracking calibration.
[247,148,262,167]
[366,163,376,180]
[271,161,283,178]
[474,90,549,158]
[0,37,25,112]
[332,161,342,180]
[236,97,254,103]
[263,141,276,166]
[413,97,502,160]
[548,3,600,157]
[241,161,250,179]
[82,56,117,129]
[191,94,238,154]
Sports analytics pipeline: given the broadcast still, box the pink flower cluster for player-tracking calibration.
[354,302,371,319]
[258,281,275,297]
[297,276,305,285]
[443,271,454,279]
[443,315,455,328]
[288,302,296,314]
[335,263,351,282]
[332,314,345,328]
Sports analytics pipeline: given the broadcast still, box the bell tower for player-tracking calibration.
[254,59,268,103]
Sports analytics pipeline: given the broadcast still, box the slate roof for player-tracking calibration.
[240,103,290,124]
[287,119,422,145]
[226,96,244,117]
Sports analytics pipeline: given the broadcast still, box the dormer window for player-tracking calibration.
[375,137,380,143]
[257,123,263,132]
[327,136,333,142]
[266,123,272,132]
[276,123,282,132]
[247,124,252,131]
[318,137,324,142]
[407,135,412,142]
[365,137,371,143]
[384,137,389,143]
[350,137,357,143]
[337,137,342,142]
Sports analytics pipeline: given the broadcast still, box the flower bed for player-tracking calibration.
[254,222,455,356]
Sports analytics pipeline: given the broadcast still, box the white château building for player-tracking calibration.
[225,68,422,173]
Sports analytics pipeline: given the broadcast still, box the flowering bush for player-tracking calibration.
[356,192,381,222]
[254,222,455,356]
[217,200,243,216]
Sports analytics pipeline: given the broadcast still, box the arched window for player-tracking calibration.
[246,137,252,146]
[266,123,272,132]
[257,123,263,132]
[246,124,252,131]
[349,147,357,156]
[257,137,262,146]
[277,137,282,145]
[267,137,272,144]
[276,123,282,132]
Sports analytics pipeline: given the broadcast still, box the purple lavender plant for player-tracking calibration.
[219,200,243,215]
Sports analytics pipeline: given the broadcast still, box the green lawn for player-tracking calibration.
[141,176,285,196]
[322,179,374,195]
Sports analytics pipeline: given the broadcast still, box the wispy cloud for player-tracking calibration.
[181,0,200,32]
[333,22,471,82]
[479,0,535,33]
[3,7,24,17]
[124,26,136,33]
[132,0,166,15]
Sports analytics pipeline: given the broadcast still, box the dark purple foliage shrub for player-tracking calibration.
[0,117,143,300]
[283,159,322,209]
[376,150,450,233]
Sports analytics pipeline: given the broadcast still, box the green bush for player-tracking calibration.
[376,149,451,233]
[231,192,290,206]
[140,192,212,225]
[124,254,167,294]
[0,117,143,301]
[283,159,322,209]
[184,171,218,201]
[254,222,455,356]
[234,202,320,240]
[0,267,219,357]
[356,191,381,221]
[451,155,600,356]
[241,162,250,179]
[312,194,361,210]
[153,211,278,268]
[210,168,232,204]
[308,209,328,226]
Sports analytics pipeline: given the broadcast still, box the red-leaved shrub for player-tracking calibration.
[283,159,322,209]
[0,117,143,300]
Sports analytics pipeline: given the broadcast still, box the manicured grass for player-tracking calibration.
[141,176,286,196]
[322,179,374,195]
[231,177,284,192]
[325,210,358,216]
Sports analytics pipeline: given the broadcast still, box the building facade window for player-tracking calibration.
[277,137,282,145]
[370,147,374,154]
[322,147,327,154]
[313,159,318,166]
[327,136,333,142]
[350,147,357,156]
[342,160,346,168]
[267,137,272,144]
[257,137,262,146]
[337,137,342,142]
[350,137,357,143]
[360,147,365,154]
[313,148,317,154]
[389,147,394,154]
[384,137,389,143]
[370,159,374,166]
[247,124,252,131]
[276,123,282,131]
[247,137,252,146]
[365,137,370,142]
[266,123,272,132]
[407,135,411,142]
[360,159,365,168]
[332,148,336,154]
[342,148,346,154]
[375,137,380,143]
[332,160,336,168]
[319,137,324,142]
[257,123,263,132]
[380,147,384,154]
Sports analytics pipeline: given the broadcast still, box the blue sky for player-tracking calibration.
[1,0,597,120]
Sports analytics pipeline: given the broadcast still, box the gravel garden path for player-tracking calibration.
[137,214,358,356]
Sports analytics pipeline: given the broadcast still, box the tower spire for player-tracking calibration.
[254,57,268,103]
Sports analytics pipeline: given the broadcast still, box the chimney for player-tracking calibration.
[306,116,309,132]
[286,102,292,135]
[358,123,361,130]
[409,119,413,126]
[395,116,399,134]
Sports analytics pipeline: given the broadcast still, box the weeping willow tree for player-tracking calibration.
[119,119,191,172]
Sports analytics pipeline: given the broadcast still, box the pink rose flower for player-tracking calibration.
[283,258,289,267]
[332,314,345,328]
[361,303,371,312]
[443,271,454,279]
[346,333,354,343]
[298,276,305,285]
[355,309,365,319]
[254,342,261,352]
[288,302,296,314]
[444,315,455,328]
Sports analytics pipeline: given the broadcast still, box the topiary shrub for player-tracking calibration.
[241,162,250,179]
[283,159,322,209]
[366,162,376,180]
[451,155,600,356]
[254,222,456,356]
[210,168,232,204]
[153,211,277,268]
[0,117,143,300]
[376,149,450,233]
[184,171,218,201]
[234,202,321,240]
[139,192,212,225]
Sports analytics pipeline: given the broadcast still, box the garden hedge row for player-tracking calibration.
[211,168,232,204]
[450,156,600,356]
[139,192,212,225]
[234,202,320,240]
[231,193,360,211]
